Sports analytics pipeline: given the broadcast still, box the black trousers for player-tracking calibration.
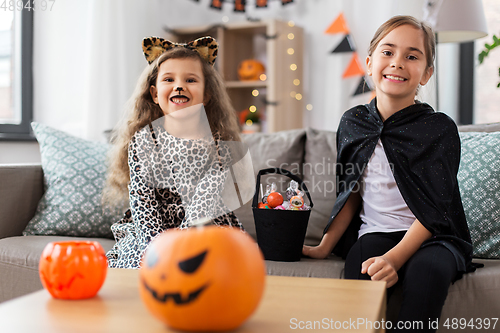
[344,231,458,333]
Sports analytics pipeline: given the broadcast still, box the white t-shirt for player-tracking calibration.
[358,139,416,238]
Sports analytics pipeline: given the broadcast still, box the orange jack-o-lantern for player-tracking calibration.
[139,226,266,331]
[238,59,266,81]
[39,241,108,300]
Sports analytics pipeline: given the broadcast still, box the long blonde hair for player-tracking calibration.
[103,47,241,206]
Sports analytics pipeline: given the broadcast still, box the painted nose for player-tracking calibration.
[175,87,184,93]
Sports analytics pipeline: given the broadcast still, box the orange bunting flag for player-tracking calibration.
[325,12,349,34]
[342,53,365,78]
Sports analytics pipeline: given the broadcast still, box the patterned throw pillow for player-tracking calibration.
[23,123,125,238]
[458,132,500,259]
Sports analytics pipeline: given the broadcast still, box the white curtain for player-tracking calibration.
[33,0,164,142]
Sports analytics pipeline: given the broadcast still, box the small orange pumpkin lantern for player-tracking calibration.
[238,59,266,81]
[139,226,266,331]
[39,241,108,300]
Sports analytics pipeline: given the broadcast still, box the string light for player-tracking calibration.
[287,33,295,40]
[290,64,297,71]
[288,21,295,27]
[252,89,259,97]
[259,74,267,81]
[293,79,300,86]
[306,104,313,111]
[246,119,253,126]
[295,93,302,101]
[287,48,294,55]
[249,105,257,112]
[290,91,297,98]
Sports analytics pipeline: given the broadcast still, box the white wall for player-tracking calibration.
[2,0,462,164]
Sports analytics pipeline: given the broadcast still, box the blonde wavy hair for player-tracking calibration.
[103,47,241,207]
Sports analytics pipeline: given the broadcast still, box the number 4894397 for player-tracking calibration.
[442,318,498,330]
[0,0,56,11]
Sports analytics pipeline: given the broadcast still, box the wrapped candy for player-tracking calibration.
[285,180,300,201]
[299,203,311,211]
[267,192,284,208]
[258,181,310,211]
[262,183,278,204]
[258,202,271,209]
[290,195,304,210]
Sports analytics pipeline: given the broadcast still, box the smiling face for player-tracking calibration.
[366,24,433,108]
[150,57,206,116]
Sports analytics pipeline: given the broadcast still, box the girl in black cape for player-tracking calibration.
[303,16,478,332]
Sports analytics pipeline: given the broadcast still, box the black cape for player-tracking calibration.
[326,98,475,273]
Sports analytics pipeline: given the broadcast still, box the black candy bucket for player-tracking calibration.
[252,168,314,262]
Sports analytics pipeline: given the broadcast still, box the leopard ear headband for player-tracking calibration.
[142,36,218,66]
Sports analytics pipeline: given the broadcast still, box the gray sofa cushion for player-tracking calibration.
[0,236,115,302]
[441,258,500,321]
[302,128,338,245]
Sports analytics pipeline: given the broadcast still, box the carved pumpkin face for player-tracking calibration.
[139,226,266,331]
[238,59,266,81]
[38,241,108,300]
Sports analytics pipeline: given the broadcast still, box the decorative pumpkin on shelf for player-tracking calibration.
[138,226,266,331]
[238,59,266,81]
[38,241,108,300]
[239,107,263,133]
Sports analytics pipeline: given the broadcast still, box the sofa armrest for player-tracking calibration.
[0,164,44,239]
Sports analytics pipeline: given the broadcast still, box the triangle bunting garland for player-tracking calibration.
[325,12,349,34]
[326,12,373,97]
[353,76,372,96]
[204,0,293,11]
[331,35,355,53]
[342,53,365,78]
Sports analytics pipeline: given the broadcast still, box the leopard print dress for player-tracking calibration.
[106,124,242,269]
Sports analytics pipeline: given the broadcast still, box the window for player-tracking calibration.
[0,7,33,140]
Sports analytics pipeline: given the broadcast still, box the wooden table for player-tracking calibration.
[0,269,386,333]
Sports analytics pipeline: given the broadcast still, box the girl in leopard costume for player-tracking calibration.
[103,37,243,269]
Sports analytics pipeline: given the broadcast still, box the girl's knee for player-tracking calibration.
[405,246,457,285]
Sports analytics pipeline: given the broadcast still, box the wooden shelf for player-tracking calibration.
[167,20,303,133]
[225,80,268,88]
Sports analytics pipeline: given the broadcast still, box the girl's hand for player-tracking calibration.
[302,245,330,259]
[361,256,398,288]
